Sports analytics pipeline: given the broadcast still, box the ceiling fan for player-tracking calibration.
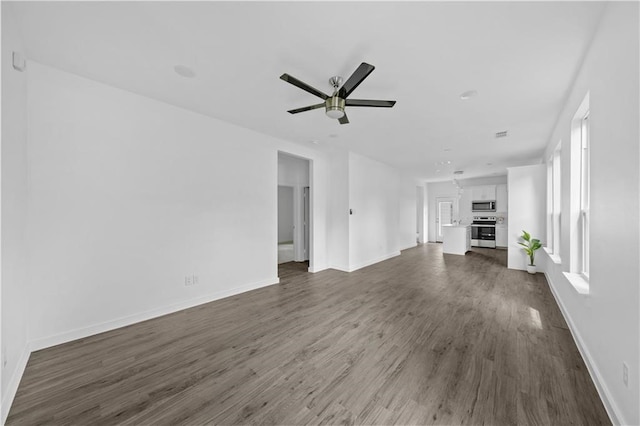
[280,62,396,125]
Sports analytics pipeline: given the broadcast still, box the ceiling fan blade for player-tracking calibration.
[338,113,349,125]
[338,62,375,98]
[288,103,325,114]
[346,99,396,108]
[280,73,329,100]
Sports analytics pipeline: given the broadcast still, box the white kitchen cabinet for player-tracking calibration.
[442,225,471,255]
[496,184,508,213]
[471,185,496,201]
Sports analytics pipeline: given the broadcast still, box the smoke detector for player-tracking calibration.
[460,90,478,100]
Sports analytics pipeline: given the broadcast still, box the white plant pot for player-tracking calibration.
[527,265,537,274]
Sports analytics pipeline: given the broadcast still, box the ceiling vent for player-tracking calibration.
[495,130,508,138]
[453,170,464,175]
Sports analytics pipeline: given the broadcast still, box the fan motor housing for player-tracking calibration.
[325,96,346,118]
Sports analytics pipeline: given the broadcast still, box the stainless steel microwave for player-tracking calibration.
[472,200,496,212]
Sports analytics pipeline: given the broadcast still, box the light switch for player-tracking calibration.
[12,52,26,72]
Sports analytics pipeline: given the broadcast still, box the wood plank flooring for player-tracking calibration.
[7,244,610,425]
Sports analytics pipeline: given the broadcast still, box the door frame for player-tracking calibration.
[416,185,425,244]
[303,186,310,260]
[435,197,456,242]
[277,151,313,270]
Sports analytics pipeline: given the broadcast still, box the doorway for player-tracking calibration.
[277,152,311,271]
[277,186,295,263]
[303,186,310,260]
[435,197,455,242]
[416,186,425,243]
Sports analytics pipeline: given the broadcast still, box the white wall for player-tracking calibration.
[398,177,419,251]
[277,186,293,243]
[1,3,30,421]
[507,165,545,270]
[348,152,401,270]
[540,3,639,424]
[327,150,416,272]
[327,148,349,271]
[24,61,330,349]
[416,185,426,244]
[278,153,310,188]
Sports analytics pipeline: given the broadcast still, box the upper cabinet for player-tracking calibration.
[471,185,496,201]
[496,184,508,213]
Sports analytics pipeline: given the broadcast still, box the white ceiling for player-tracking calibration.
[9,1,606,181]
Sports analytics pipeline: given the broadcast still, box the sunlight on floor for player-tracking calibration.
[529,307,542,329]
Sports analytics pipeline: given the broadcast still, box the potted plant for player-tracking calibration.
[518,230,542,274]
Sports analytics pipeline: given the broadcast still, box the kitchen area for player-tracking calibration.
[434,181,508,255]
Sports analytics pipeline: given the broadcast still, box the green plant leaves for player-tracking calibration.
[520,230,541,266]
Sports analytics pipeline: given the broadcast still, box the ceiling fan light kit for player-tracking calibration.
[325,96,346,119]
[280,62,396,125]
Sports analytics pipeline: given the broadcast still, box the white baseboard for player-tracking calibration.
[29,276,279,352]
[544,270,623,426]
[326,261,350,272]
[307,264,327,273]
[1,343,31,424]
[347,251,401,272]
[399,242,418,252]
[3,276,279,422]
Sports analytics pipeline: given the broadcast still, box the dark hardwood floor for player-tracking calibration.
[7,244,610,425]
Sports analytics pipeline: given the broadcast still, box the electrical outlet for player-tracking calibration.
[623,362,629,387]
[184,275,193,286]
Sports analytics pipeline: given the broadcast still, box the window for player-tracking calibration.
[564,93,589,294]
[546,142,561,261]
[579,112,590,278]
[552,147,561,256]
[546,160,553,250]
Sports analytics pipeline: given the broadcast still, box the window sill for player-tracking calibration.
[543,247,562,265]
[563,272,590,295]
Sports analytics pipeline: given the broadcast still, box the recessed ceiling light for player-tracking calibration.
[460,90,478,100]
[174,65,196,78]
[436,169,441,173]
[310,139,319,145]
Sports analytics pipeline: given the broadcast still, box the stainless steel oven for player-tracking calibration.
[471,216,496,248]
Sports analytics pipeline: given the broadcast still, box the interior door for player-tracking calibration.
[436,197,455,242]
[303,186,310,261]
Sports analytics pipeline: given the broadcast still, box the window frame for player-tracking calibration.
[546,142,562,262]
[564,92,590,294]
[579,112,590,279]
